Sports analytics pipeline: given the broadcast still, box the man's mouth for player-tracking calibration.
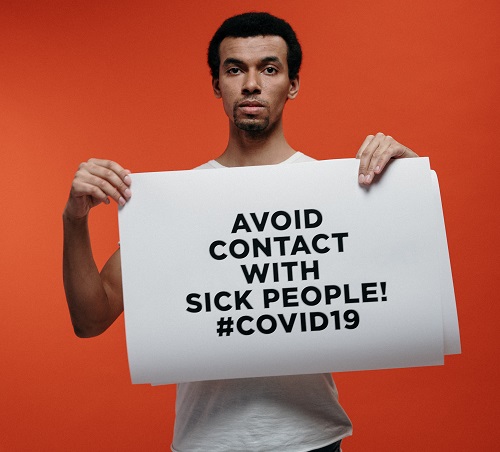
[237,100,267,115]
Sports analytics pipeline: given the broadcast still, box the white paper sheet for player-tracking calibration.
[118,158,460,385]
[430,171,461,354]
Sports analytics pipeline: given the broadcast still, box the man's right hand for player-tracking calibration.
[64,159,132,220]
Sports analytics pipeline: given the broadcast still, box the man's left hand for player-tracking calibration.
[356,133,418,185]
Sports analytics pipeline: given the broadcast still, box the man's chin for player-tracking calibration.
[235,118,270,132]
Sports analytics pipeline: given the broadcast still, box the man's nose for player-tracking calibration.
[242,70,261,94]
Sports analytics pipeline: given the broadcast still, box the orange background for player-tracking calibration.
[1,0,499,450]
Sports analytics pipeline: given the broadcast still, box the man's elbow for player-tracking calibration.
[73,327,100,338]
[72,319,110,338]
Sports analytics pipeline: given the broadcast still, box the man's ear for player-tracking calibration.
[212,78,221,98]
[288,75,300,100]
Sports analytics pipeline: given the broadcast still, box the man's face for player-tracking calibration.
[213,35,299,133]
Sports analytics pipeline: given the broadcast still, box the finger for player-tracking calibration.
[369,136,394,176]
[358,133,385,184]
[85,174,128,206]
[84,159,132,201]
[390,142,415,159]
[71,178,115,206]
[86,158,131,188]
[88,158,131,185]
[375,138,416,169]
[356,135,374,159]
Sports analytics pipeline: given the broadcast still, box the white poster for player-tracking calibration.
[118,158,460,385]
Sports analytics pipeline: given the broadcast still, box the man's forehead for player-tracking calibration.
[219,35,288,63]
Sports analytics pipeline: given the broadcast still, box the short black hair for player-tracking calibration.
[208,12,302,80]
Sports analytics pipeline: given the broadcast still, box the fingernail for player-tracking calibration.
[375,166,380,172]
[358,174,365,184]
[365,174,371,183]
[119,197,126,206]
[125,188,132,198]
[124,175,131,184]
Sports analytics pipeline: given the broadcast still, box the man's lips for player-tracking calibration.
[237,100,266,115]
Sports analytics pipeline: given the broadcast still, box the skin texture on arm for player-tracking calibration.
[63,219,124,337]
[62,159,131,337]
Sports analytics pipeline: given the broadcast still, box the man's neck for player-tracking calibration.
[216,122,296,167]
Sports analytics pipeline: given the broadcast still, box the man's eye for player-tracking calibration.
[227,68,241,74]
[263,67,277,74]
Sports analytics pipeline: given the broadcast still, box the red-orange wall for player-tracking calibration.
[1,1,498,450]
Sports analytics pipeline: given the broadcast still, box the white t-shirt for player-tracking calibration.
[171,152,352,452]
[196,151,313,169]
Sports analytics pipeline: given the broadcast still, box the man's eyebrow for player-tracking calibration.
[222,58,245,67]
[222,56,284,67]
[261,56,283,66]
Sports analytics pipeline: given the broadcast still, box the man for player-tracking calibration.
[63,12,417,452]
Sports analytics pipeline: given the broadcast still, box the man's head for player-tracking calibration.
[208,12,302,81]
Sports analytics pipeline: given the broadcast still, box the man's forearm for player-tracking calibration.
[62,213,115,337]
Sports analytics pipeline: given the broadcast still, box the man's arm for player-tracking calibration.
[356,132,418,185]
[62,158,131,338]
